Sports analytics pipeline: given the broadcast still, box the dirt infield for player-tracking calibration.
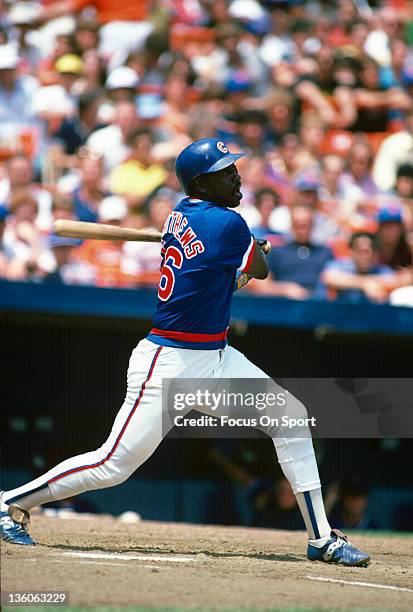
[1,516,412,611]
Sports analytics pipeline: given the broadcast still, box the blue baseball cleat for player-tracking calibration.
[307,529,370,567]
[0,501,36,546]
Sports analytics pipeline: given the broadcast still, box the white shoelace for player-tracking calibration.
[323,535,347,561]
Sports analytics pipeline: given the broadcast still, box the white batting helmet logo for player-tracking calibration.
[217,141,228,153]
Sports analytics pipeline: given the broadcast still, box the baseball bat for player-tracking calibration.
[54,220,162,242]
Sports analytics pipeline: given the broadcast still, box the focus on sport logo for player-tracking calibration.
[217,141,228,153]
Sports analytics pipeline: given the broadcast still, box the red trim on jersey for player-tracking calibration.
[241,239,256,273]
[150,328,228,342]
[47,347,163,485]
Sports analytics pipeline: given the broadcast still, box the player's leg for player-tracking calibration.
[2,342,164,509]
[1,341,222,545]
[1,341,183,544]
[214,346,370,566]
[215,346,331,539]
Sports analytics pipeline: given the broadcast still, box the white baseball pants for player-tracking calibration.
[4,339,321,507]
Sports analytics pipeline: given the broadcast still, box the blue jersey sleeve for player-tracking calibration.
[215,212,255,271]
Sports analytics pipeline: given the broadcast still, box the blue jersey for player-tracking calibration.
[147,197,255,350]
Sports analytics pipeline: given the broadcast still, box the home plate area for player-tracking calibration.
[1,515,412,611]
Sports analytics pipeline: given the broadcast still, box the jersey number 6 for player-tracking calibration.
[158,246,183,301]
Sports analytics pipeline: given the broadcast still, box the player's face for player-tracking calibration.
[206,164,242,208]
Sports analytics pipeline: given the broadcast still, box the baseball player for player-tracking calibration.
[1,139,370,566]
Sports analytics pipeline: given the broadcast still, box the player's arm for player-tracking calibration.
[218,214,269,285]
[234,239,270,290]
[244,239,269,280]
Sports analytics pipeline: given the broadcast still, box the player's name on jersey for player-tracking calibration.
[174,415,317,428]
[163,211,205,259]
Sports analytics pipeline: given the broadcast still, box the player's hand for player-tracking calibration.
[255,239,271,255]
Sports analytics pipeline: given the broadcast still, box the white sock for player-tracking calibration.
[309,533,331,548]
[295,488,331,546]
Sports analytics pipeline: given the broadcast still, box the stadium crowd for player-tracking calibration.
[1,0,413,305]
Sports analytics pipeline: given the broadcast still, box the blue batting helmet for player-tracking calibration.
[175,138,245,193]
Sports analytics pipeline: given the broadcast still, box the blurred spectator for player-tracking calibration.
[259,8,295,67]
[294,56,347,129]
[72,18,100,56]
[373,108,413,192]
[59,147,107,222]
[298,113,326,161]
[246,476,305,530]
[162,72,189,118]
[136,93,168,136]
[40,0,154,64]
[51,193,75,222]
[320,232,394,303]
[318,155,362,224]
[122,194,174,284]
[8,2,42,74]
[0,205,21,280]
[237,157,270,226]
[365,7,404,67]
[73,195,134,287]
[376,206,412,269]
[380,38,412,91]
[81,48,107,93]
[395,163,413,200]
[53,89,103,155]
[341,140,379,200]
[272,477,304,530]
[109,127,166,212]
[2,191,44,280]
[0,154,53,231]
[127,31,169,92]
[0,44,38,137]
[26,85,76,188]
[105,66,139,103]
[394,164,413,232]
[33,192,77,278]
[36,33,76,88]
[328,481,378,531]
[86,100,138,172]
[205,21,267,95]
[252,206,333,300]
[143,158,185,210]
[266,88,296,145]
[41,235,95,285]
[351,57,411,133]
[270,173,340,245]
[234,110,270,156]
[250,188,283,245]
[54,53,84,101]
[210,442,304,530]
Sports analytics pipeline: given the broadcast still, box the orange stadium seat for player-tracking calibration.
[320,130,354,156]
[170,25,216,53]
